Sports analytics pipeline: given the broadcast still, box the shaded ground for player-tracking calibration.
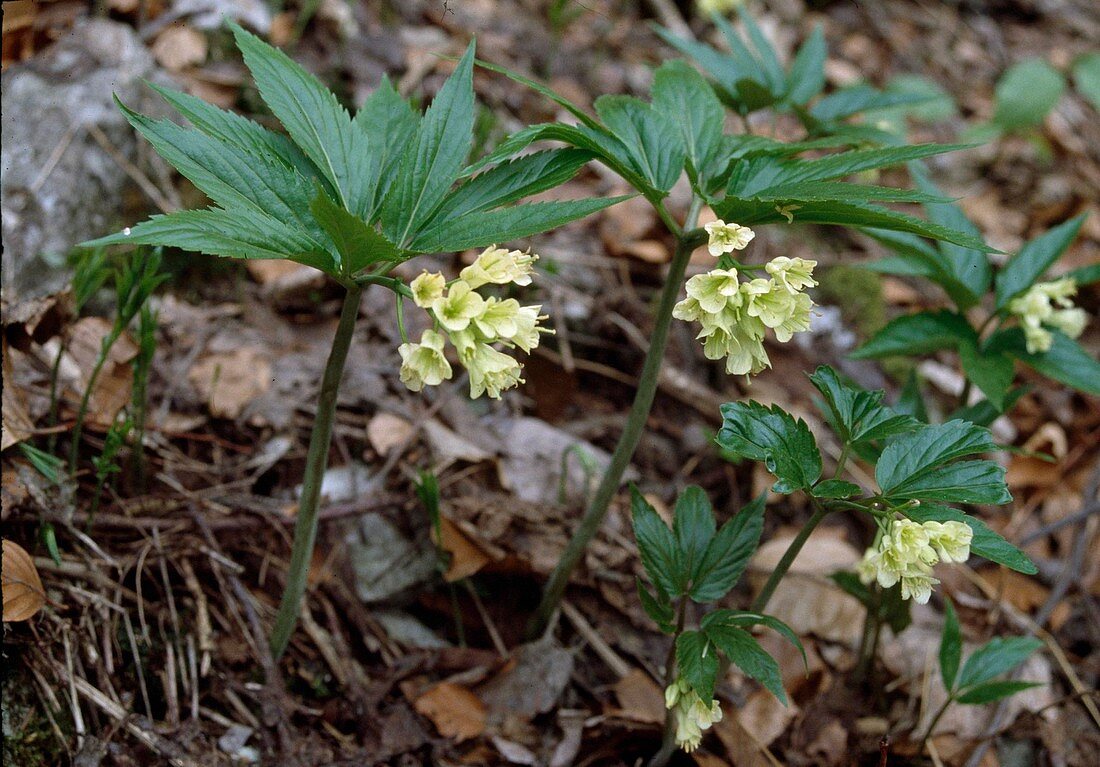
[2,1,1099,766]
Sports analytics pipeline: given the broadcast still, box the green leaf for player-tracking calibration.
[904,504,1037,575]
[812,479,863,499]
[594,95,685,192]
[637,577,675,633]
[994,328,1100,396]
[830,571,871,606]
[710,198,993,252]
[959,341,1015,412]
[353,75,420,218]
[863,228,980,308]
[808,365,921,445]
[1065,262,1100,286]
[896,369,929,423]
[704,623,787,703]
[231,22,373,215]
[309,190,401,273]
[851,311,975,359]
[85,209,334,272]
[994,214,1086,309]
[950,387,1029,427]
[703,609,807,673]
[940,599,962,691]
[652,61,724,191]
[993,59,1066,129]
[473,57,601,130]
[958,636,1043,689]
[690,493,766,602]
[381,42,476,245]
[717,401,822,493]
[956,680,1041,705]
[1072,52,1100,111]
[631,486,682,597]
[116,99,328,246]
[910,167,992,305]
[879,584,913,634]
[785,25,826,105]
[431,149,593,221]
[876,420,999,498]
[409,196,629,253]
[754,144,967,190]
[732,11,785,91]
[673,486,716,588]
[677,630,719,700]
[147,81,321,182]
[887,460,1010,504]
[750,180,950,205]
[810,83,935,122]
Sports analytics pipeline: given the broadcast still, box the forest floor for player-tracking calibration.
[2,1,1098,766]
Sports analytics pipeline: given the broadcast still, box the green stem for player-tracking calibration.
[527,202,703,639]
[833,443,852,480]
[854,584,881,683]
[918,696,953,755]
[68,329,122,473]
[750,504,831,614]
[46,340,66,455]
[650,598,689,767]
[269,284,362,659]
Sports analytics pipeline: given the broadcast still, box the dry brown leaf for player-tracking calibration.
[188,348,272,419]
[2,539,46,621]
[713,705,774,767]
[434,516,491,582]
[65,317,137,428]
[367,412,414,455]
[749,529,864,645]
[736,688,798,748]
[2,340,34,450]
[692,754,730,767]
[151,24,207,72]
[413,682,486,742]
[612,668,665,724]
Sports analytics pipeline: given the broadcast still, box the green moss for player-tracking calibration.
[2,662,68,767]
[816,264,887,338]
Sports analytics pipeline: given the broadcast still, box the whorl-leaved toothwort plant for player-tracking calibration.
[86,24,624,659]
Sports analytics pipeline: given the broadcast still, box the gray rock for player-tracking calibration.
[1,20,169,299]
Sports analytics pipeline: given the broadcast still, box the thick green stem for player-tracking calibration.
[527,208,702,639]
[650,598,689,767]
[750,505,831,614]
[854,584,881,683]
[270,284,362,659]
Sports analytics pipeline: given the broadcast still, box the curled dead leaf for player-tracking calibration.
[413,682,486,742]
[3,539,46,621]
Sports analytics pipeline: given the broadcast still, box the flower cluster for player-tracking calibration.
[857,518,973,604]
[1008,278,1088,354]
[664,677,723,753]
[399,246,551,399]
[674,221,817,377]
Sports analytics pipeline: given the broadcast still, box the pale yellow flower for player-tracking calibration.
[685,269,742,314]
[922,520,973,564]
[697,0,744,16]
[432,280,485,332]
[460,246,537,289]
[665,678,723,753]
[1009,278,1087,353]
[765,257,818,294]
[398,329,452,392]
[509,305,549,353]
[466,343,524,399]
[704,220,754,256]
[900,569,939,604]
[473,297,521,340]
[410,271,445,309]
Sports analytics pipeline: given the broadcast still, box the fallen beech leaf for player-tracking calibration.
[434,516,491,582]
[612,668,666,724]
[367,412,414,455]
[737,688,798,747]
[749,530,864,645]
[713,705,773,767]
[188,348,272,419]
[151,24,207,72]
[413,682,486,742]
[2,340,34,450]
[65,317,137,428]
[3,539,46,621]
